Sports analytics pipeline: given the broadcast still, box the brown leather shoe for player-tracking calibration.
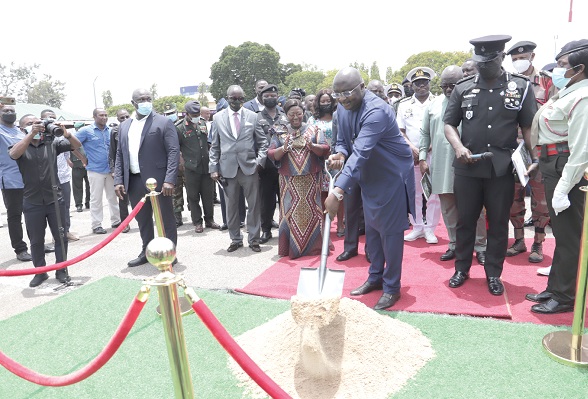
[194,223,204,233]
[506,238,526,257]
[528,242,543,263]
[206,221,221,229]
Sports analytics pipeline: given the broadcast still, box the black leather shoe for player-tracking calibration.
[259,231,272,244]
[128,254,148,267]
[175,213,183,227]
[440,249,455,261]
[227,242,243,252]
[374,293,401,310]
[336,250,358,262]
[16,251,32,262]
[358,227,366,236]
[220,223,228,231]
[44,244,55,253]
[249,243,261,252]
[531,299,574,314]
[93,227,107,235]
[350,281,383,296]
[449,271,469,288]
[526,291,553,303]
[365,250,371,263]
[76,205,83,212]
[271,220,279,229]
[487,277,504,295]
[56,269,70,284]
[29,273,49,287]
[476,251,486,265]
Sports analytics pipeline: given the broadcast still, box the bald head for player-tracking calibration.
[333,67,363,90]
[440,65,463,82]
[132,88,151,102]
[461,60,478,77]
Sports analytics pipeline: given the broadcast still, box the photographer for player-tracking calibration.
[9,114,82,287]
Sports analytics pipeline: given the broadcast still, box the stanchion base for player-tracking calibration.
[543,331,588,367]
[156,297,193,317]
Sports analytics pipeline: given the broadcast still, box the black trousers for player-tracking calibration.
[23,199,67,267]
[128,173,177,254]
[60,181,71,233]
[220,186,246,225]
[343,184,365,253]
[259,165,279,233]
[184,168,214,225]
[454,172,514,277]
[540,154,585,304]
[2,188,28,255]
[71,167,90,207]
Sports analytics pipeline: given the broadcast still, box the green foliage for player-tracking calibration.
[0,62,39,99]
[387,50,472,94]
[102,90,113,108]
[209,42,285,101]
[385,67,394,83]
[282,70,326,97]
[197,82,209,107]
[369,61,381,81]
[153,95,192,114]
[150,83,158,100]
[107,104,134,117]
[318,70,339,90]
[26,74,66,108]
[279,63,303,85]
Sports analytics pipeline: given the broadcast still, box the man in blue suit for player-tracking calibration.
[325,67,415,311]
[114,88,180,267]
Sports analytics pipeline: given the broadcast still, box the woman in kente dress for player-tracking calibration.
[268,99,330,259]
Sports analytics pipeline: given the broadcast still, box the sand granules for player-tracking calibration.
[228,297,435,399]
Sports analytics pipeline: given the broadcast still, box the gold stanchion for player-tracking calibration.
[146,236,195,399]
[145,178,192,316]
[542,170,588,367]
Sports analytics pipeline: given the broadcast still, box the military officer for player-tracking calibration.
[443,35,537,296]
[386,83,404,106]
[256,84,286,243]
[504,41,551,263]
[163,103,185,226]
[176,101,220,233]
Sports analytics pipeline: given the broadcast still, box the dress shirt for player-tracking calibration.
[0,124,25,189]
[128,115,147,174]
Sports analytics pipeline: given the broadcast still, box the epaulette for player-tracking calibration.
[455,75,475,85]
[511,72,530,81]
[397,96,413,104]
[174,118,184,127]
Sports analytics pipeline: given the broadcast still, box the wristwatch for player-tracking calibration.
[330,190,344,201]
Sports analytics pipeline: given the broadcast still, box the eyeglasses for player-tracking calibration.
[118,115,130,120]
[440,84,456,90]
[332,83,362,99]
[228,96,245,101]
[412,80,430,87]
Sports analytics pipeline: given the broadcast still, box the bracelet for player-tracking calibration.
[532,159,539,164]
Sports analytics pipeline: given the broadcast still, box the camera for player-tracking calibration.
[40,119,64,137]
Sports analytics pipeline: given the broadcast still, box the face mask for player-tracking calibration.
[1,113,16,124]
[404,86,414,97]
[137,101,153,116]
[229,99,243,112]
[24,125,33,134]
[551,66,578,89]
[263,98,278,108]
[189,116,199,124]
[167,113,178,122]
[512,59,531,74]
[477,59,502,79]
[319,104,332,114]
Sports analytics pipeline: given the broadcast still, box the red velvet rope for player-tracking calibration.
[0,291,148,386]
[0,198,146,276]
[191,299,292,399]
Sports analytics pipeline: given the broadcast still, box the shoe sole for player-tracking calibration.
[404,234,425,242]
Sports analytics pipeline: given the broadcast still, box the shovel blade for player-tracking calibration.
[297,267,346,298]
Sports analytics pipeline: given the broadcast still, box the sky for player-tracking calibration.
[3,0,586,118]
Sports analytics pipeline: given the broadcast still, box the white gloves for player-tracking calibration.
[552,189,570,215]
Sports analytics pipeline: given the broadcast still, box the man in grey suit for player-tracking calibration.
[114,88,180,267]
[209,85,268,253]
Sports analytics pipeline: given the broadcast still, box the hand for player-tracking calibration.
[115,184,126,200]
[328,153,345,170]
[324,192,341,219]
[552,189,570,215]
[419,160,429,176]
[31,121,45,135]
[162,182,174,196]
[525,162,539,178]
[455,146,475,164]
[411,146,419,162]
[211,172,219,181]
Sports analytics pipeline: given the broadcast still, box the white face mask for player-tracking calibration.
[25,125,33,134]
[512,59,531,74]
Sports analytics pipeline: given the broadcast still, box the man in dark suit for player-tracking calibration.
[209,85,268,253]
[243,79,268,113]
[114,88,180,267]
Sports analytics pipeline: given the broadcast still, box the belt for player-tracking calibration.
[538,142,569,157]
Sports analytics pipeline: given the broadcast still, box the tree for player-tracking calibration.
[388,50,472,94]
[283,70,326,98]
[153,95,191,114]
[209,42,284,101]
[197,81,209,107]
[317,69,370,91]
[369,61,381,82]
[26,74,66,108]
[107,104,135,117]
[385,67,394,83]
[102,90,113,108]
[150,83,158,100]
[0,62,39,100]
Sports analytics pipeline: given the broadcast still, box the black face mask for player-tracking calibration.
[229,100,243,112]
[319,104,332,114]
[404,86,414,97]
[477,59,502,80]
[1,113,16,124]
[263,98,278,108]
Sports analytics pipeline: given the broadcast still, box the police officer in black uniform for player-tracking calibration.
[256,84,286,243]
[443,35,538,296]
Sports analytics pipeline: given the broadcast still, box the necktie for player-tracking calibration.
[233,112,241,136]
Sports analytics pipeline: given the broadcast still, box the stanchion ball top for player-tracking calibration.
[146,237,176,270]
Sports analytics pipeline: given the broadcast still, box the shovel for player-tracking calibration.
[296,162,346,298]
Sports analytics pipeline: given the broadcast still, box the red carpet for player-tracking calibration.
[237,224,581,326]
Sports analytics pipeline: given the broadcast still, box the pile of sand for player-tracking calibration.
[228,296,435,399]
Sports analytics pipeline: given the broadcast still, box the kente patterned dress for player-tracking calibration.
[307,116,333,192]
[268,123,330,259]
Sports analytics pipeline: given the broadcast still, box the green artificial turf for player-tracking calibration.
[0,276,586,399]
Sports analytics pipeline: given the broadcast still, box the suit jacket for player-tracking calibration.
[114,112,180,192]
[243,98,261,113]
[209,107,268,179]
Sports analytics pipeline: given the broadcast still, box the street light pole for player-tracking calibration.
[93,76,98,109]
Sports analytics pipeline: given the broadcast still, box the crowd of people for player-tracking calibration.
[1,36,587,315]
